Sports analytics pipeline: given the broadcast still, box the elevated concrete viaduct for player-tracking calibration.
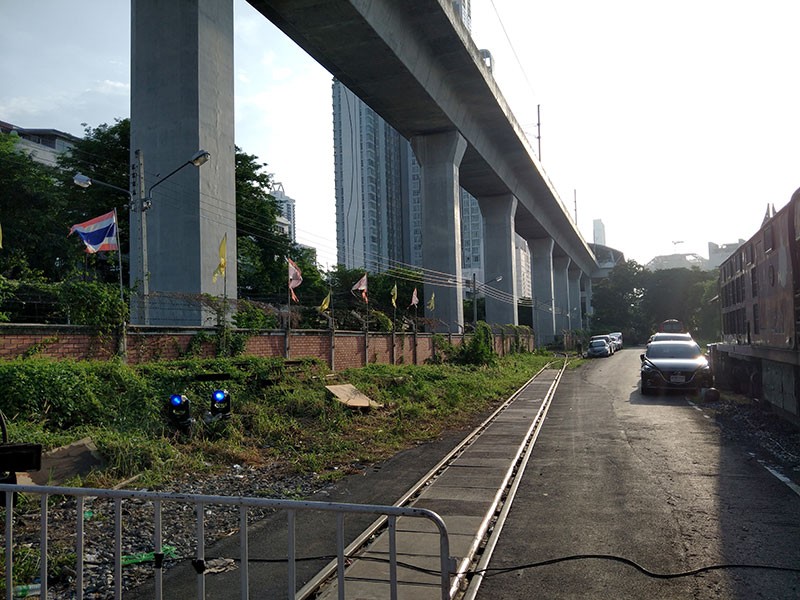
[132,0,598,340]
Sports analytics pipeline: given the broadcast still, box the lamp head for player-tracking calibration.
[210,389,231,419]
[73,173,92,188]
[190,150,211,167]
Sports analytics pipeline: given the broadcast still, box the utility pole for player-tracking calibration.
[134,149,149,325]
[536,104,541,160]
[574,189,578,223]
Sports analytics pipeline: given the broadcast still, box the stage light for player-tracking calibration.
[209,389,231,419]
[167,394,194,432]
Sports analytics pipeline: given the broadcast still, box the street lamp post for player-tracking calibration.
[133,149,210,324]
[76,149,211,325]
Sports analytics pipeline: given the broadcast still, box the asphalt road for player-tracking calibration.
[476,348,800,600]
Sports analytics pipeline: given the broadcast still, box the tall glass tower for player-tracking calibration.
[332,0,488,279]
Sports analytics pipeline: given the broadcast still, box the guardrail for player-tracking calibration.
[2,483,454,600]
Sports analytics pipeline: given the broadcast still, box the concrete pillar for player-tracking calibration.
[476,194,518,326]
[568,267,582,331]
[411,131,467,332]
[131,0,236,325]
[553,256,571,334]
[529,237,555,345]
[582,274,594,327]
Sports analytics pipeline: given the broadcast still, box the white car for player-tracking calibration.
[590,335,616,354]
[608,332,623,350]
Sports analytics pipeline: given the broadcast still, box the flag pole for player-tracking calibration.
[285,264,291,359]
[113,208,123,303]
[392,294,397,365]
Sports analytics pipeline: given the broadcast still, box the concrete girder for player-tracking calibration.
[248,0,598,277]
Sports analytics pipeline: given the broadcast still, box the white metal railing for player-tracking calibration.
[2,483,454,600]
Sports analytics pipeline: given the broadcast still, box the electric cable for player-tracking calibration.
[87,548,800,582]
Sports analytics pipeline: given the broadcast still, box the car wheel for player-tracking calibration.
[641,381,651,396]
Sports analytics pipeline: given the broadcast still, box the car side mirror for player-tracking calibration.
[640,354,645,362]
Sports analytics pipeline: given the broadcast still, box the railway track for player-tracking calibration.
[305,358,567,599]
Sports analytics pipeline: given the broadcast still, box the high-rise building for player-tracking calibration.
[333,81,409,271]
[593,219,606,246]
[332,0,530,294]
[271,182,297,243]
[333,80,489,278]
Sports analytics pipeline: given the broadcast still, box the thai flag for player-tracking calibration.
[69,210,118,253]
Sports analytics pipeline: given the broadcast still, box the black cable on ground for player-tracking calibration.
[474,553,800,580]
[102,551,800,581]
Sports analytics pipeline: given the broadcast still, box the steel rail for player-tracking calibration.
[459,359,568,600]
[297,363,554,599]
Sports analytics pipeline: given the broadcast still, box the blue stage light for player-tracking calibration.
[167,394,193,432]
[210,389,231,419]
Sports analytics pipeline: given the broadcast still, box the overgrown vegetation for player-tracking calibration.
[0,324,555,592]
[0,353,554,489]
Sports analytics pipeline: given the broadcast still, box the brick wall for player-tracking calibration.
[0,324,530,369]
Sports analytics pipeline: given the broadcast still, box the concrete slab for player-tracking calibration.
[449,456,512,468]
[317,578,443,600]
[367,529,476,559]
[416,485,499,504]
[430,469,505,489]
[17,437,103,486]
[411,497,491,517]
[343,552,442,586]
[325,384,383,409]
[396,515,485,536]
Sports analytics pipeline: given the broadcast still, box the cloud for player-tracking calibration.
[96,80,129,95]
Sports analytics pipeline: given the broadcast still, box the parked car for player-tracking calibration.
[640,340,713,395]
[648,332,693,343]
[590,335,616,354]
[608,332,623,350]
[587,339,612,358]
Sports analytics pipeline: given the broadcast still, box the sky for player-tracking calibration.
[2,0,799,270]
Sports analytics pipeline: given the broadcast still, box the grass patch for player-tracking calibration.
[1,353,555,486]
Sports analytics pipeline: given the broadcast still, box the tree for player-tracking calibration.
[0,132,74,280]
[590,260,648,340]
[235,149,290,299]
[640,267,717,338]
[57,119,132,286]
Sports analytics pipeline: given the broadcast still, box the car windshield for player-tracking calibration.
[589,340,606,348]
[646,343,702,359]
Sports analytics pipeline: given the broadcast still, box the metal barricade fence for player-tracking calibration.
[2,483,454,600]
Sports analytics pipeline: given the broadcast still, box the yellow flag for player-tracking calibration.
[318,291,331,312]
[391,283,397,308]
[427,292,435,311]
[212,233,227,283]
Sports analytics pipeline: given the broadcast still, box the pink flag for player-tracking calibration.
[351,273,368,303]
[288,258,303,302]
[409,287,419,308]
